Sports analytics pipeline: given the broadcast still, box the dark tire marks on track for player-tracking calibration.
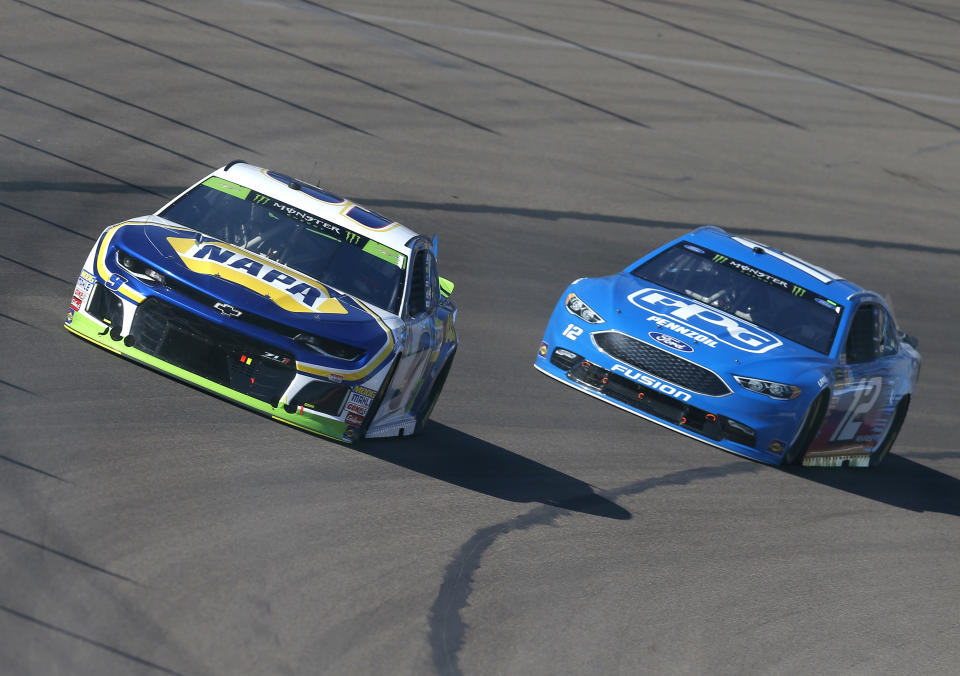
[0,54,258,154]
[449,0,803,129]
[137,0,497,135]
[12,0,374,136]
[428,462,759,676]
[599,0,960,132]
[299,0,650,128]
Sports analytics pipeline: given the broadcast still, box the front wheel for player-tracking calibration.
[869,396,910,467]
[783,390,829,466]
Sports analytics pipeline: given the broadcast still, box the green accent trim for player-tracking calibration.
[203,177,251,200]
[439,277,455,297]
[362,240,406,269]
[306,226,340,242]
[64,311,348,441]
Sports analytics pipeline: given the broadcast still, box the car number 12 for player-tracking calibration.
[831,376,883,442]
[562,323,583,340]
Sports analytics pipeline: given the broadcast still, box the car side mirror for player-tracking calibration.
[439,277,455,298]
[899,332,919,349]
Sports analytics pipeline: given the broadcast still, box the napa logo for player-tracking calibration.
[167,237,347,314]
[629,288,782,354]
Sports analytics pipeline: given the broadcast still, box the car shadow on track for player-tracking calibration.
[784,453,960,516]
[353,423,631,520]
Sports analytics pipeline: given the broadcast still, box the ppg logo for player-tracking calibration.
[629,288,782,353]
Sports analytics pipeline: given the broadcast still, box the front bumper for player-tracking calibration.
[64,281,384,443]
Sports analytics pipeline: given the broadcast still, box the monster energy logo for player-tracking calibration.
[252,194,271,205]
[791,285,806,296]
[344,231,361,245]
[713,254,728,263]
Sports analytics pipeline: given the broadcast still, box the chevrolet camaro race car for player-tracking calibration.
[65,161,458,443]
[535,227,920,468]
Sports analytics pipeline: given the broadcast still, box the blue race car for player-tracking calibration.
[534,227,920,467]
[65,162,457,443]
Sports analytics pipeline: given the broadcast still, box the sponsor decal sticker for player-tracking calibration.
[345,412,365,425]
[354,385,377,398]
[346,401,369,416]
[610,364,692,401]
[80,269,96,284]
[65,309,74,325]
[327,373,344,383]
[649,331,693,353]
[539,341,548,357]
[70,295,82,311]
[629,288,782,353]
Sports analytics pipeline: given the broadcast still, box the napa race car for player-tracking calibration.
[535,226,920,467]
[65,161,458,442]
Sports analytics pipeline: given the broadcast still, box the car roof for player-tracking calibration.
[681,226,863,304]
[190,162,421,255]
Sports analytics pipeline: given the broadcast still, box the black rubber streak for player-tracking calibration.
[449,0,803,129]
[0,528,136,583]
[746,0,960,75]
[1,54,258,153]
[299,0,650,128]
[0,605,184,676]
[12,0,373,137]
[0,85,212,169]
[0,252,73,285]
[137,0,497,135]
[427,463,759,676]
[0,453,65,481]
[355,198,960,257]
[0,311,40,328]
[884,0,960,25]
[0,133,168,198]
[0,201,95,240]
[599,0,960,133]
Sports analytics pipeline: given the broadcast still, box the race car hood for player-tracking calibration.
[106,221,391,355]
[572,272,832,378]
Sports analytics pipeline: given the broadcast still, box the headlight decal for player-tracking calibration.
[565,293,604,324]
[733,375,801,400]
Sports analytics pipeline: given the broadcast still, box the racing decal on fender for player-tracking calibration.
[354,386,377,398]
[629,288,782,354]
[610,364,692,401]
[648,332,693,353]
[345,412,365,425]
[167,237,348,314]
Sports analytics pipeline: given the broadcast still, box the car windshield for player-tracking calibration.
[159,177,407,314]
[632,243,842,354]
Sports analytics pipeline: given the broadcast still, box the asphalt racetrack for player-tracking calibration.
[2,1,959,674]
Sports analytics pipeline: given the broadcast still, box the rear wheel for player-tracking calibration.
[870,396,910,467]
[783,390,829,465]
[414,351,456,435]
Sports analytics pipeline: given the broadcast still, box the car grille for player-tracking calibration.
[593,331,730,396]
[130,297,296,406]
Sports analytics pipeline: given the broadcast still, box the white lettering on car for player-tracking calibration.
[628,288,782,353]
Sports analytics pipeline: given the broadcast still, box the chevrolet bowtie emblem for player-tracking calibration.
[213,302,243,318]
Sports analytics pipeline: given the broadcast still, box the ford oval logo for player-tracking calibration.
[649,332,693,352]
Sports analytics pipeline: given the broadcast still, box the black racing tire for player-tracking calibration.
[783,390,829,466]
[414,351,456,436]
[869,396,910,468]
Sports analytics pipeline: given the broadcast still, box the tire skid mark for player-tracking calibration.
[0,528,136,583]
[0,251,73,286]
[598,0,960,133]
[449,0,802,129]
[0,133,168,198]
[0,605,184,675]
[0,454,65,481]
[11,0,372,137]
[745,0,960,75]
[884,0,960,26]
[0,201,92,241]
[0,54,258,153]
[428,463,758,676]
[137,0,497,135]
[299,0,649,128]
[1,85,212,169]
[0,311,40,328]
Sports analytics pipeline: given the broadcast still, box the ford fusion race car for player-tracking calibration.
[535,226,920,467]
[65,161,458,442]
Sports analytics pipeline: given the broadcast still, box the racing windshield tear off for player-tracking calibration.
[159,177,406,314]
[631,243,842,354]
